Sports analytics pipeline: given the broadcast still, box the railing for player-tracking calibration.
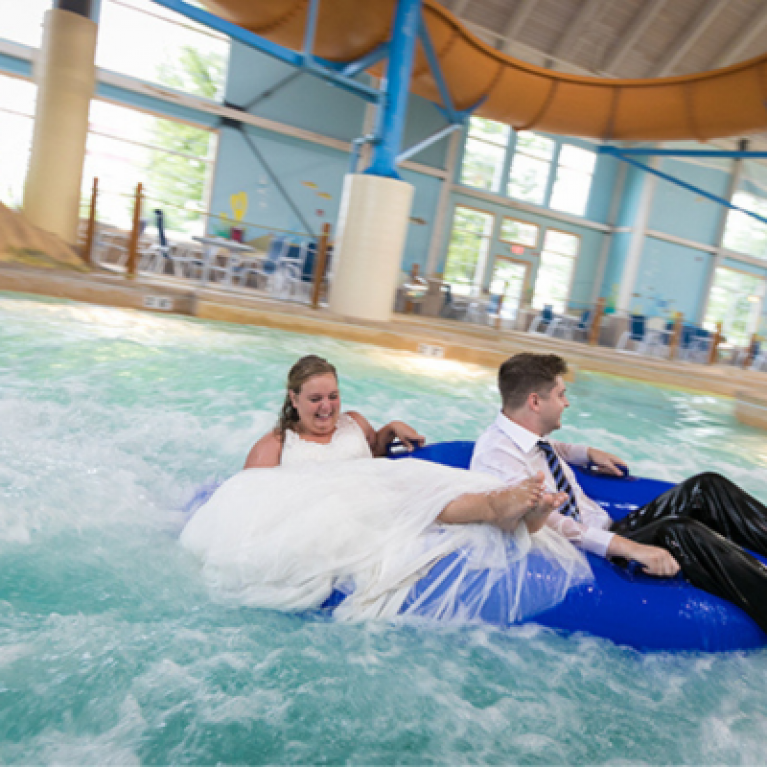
[78,179,333,310]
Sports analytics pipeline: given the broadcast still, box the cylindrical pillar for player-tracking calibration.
[23,4,97,244]
[365,0,421,179]
[329,173,414,322]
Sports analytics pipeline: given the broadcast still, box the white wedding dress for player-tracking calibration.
[181,414,592,623]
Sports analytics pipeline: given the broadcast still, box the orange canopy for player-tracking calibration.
[203,0,767,141]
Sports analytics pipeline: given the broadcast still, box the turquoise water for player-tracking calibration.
[1,292,766,765]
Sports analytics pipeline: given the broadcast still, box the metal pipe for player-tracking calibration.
[365,0,422,178]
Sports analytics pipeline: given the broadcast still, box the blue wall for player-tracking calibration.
[648,158,730,245]
[633,237,711,319]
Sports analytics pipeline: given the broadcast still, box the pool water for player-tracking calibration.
[1,293,766,765]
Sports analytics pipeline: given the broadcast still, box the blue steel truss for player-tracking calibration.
[151,0,472,178]
[601,145,767,228]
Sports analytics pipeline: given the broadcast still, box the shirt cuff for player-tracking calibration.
[580,526,614,558]
[567,443,590,466]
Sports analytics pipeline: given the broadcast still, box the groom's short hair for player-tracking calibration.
[499,353,568,411]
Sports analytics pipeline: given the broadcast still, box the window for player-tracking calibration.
[550,144,596,216]
[83,100,217,237]
[703,266,765,347]
[533,230,579,313]
[500,218,538,248]
[722,192,767,261]
[443,207,494,295]
[508,132,555,205]
[97,0,229,101]
[490,258,529,322]
[0,75,36,207]
[0,1,52,47]
[460,117,510,192]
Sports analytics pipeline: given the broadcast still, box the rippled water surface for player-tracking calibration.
[1,293,766,765]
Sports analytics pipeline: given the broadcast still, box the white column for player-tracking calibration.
[23,8,97,244]
[616,159,659,314]
[590,162,627,306]
[329,173,414,322]
[696,156,744,324]
[425,129,461,277]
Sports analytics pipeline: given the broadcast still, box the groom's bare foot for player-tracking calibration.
[489,473,545,532]
[524,491,568,533]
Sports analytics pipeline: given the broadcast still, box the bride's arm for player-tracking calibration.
[244,431,282,469]
[348,412,425,457]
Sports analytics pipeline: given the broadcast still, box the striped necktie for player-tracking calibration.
[537,440,581,520]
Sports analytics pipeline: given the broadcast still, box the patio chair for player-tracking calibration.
[236,234,292,292]
[529,304,555,334]
[278,239,334,302]
[141,209,203,279]
[617,313,647,352]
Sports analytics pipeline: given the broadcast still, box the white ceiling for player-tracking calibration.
[436,0,767,149]
[438,0,767,79]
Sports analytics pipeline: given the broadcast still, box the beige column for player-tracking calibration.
[23,8,97,244]
[329,173,414,322]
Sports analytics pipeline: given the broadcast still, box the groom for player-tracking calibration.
[470,352,767,633]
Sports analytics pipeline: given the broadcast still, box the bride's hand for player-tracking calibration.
[390,421,425,452]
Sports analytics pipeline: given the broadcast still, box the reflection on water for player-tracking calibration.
[1,293,766,765]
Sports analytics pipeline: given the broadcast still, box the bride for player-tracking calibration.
[181,355,592,623]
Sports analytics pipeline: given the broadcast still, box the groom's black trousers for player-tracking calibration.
[609,472,767,634]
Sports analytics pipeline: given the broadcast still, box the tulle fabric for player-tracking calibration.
[181,420,592,624]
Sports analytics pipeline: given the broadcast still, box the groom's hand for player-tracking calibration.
[587,447,628,476]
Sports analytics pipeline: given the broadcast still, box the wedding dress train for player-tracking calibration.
[181,415,592,622]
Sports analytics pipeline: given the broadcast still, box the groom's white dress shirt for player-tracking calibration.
[470,412,615,557]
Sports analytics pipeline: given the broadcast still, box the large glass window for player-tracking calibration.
[550,144,596,216]
[83,100,217,237]
[0,75,36,207]
[460,117,510,192]
[443,207,494,295]
[490,258,529,322]
[533,230,579,313]
[722,191,767,261]
[0,1,52,47]
[97,0,228,101]
[508,132,555,205]
[703,266,765,347]
[500,217,539,248]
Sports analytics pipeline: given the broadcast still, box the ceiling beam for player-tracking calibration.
[601,0,668,74]
[450,0,472,16]
[710,4,767,69]
[649,0,728,77]
[548,0,608,64]
[498,0,538,54]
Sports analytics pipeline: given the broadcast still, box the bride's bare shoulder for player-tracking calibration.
[244,430,283,469]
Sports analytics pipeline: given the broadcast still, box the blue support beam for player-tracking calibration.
[365,0,422,178]
[417,14,460,124]
[603,148,767,228]
[151,0,381,103]
[601,147,767,159]
[341,44,389,79]
[397,122,463,163]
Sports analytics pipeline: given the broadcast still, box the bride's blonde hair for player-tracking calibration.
[276,355,338,439]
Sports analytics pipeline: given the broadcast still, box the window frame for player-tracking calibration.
[442,204,496,296]
[498,216,540,249]
[532,227,581,313]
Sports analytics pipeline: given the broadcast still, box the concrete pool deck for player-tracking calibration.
[2,262,766,428]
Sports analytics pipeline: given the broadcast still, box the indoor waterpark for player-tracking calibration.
[2,1,767,764]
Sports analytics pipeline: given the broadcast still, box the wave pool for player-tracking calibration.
[1,293,766,765]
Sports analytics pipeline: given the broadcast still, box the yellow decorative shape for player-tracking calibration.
[302,181,318,189]
[230,192,248,222]
[317,191,332,200]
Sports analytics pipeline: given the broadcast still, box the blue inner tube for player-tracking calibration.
[329,441,767,653]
